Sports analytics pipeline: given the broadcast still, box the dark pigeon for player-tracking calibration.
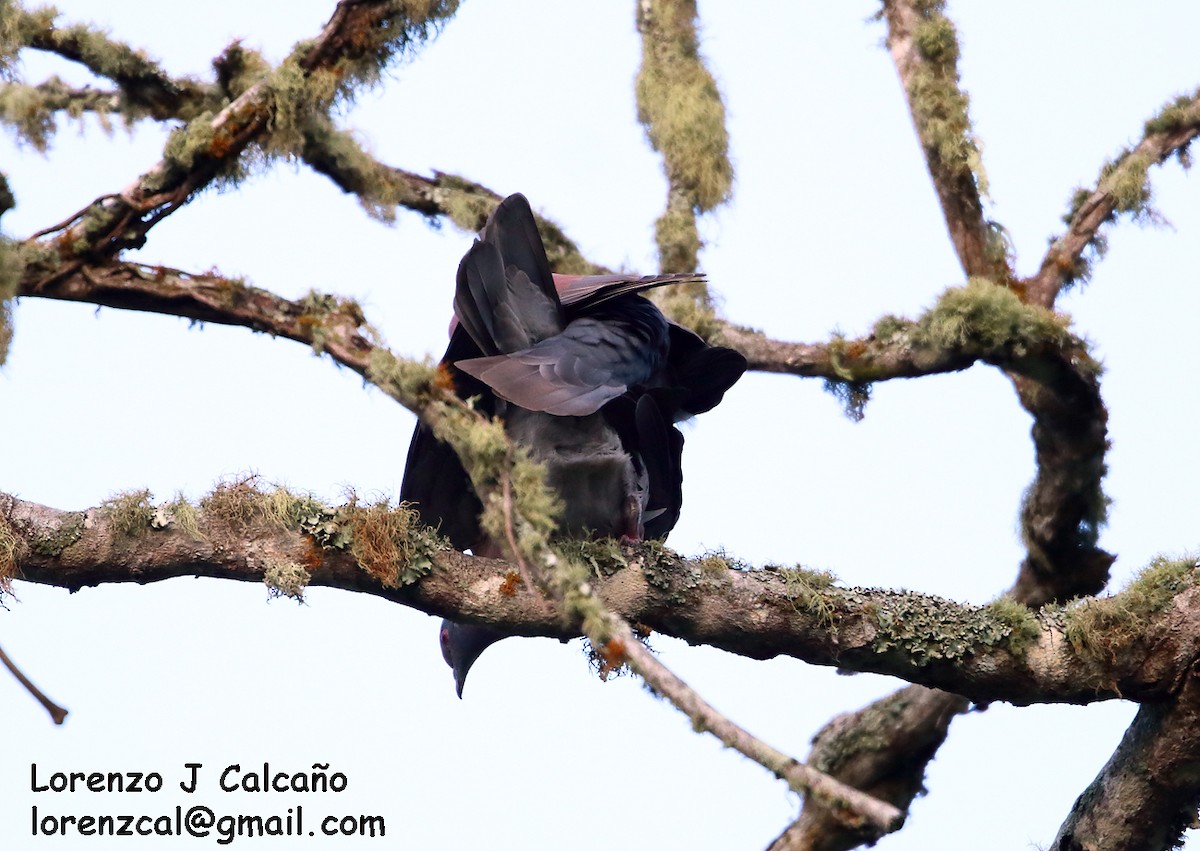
[400,193,745,697]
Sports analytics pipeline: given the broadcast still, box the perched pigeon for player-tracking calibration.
[400,193,745,696]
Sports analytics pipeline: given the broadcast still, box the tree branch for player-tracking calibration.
[635,0,732,276]
[5,491,1199,709]
[20,261,381,377]
[21,0,458,271]
[1026,88,1200,308]
[880,0,1006,282]
[611,616,904,837]
[786,685,966,851]
[295,115,605,273]
[0,640,68,725]
[0,80,124,151]
[1053,662,1200,851]
[14,5,215,121]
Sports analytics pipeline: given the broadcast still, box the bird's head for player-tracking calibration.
[439,619,507,698]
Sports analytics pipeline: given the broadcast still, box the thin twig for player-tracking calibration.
[499,451,538,595]
[606,614,904,836]
[0,641,67,725]
[1026,88,1200,308]
[27,198,115,240]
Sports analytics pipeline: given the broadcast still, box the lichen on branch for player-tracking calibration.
[635,0,732,275]
[881,0,1006,281]
[1029,86,1200,306]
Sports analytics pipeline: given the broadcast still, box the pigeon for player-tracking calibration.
[400,193,745,696]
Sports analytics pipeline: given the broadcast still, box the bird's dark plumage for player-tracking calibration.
[400,193,745,696]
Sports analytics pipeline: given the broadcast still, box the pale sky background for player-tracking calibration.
[1,2,1198,849]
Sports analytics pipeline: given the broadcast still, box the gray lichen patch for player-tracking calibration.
[867,589,1034,666]
[29,511,84,557]
[810,690,915,775]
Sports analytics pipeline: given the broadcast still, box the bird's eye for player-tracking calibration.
[439,626,454,666]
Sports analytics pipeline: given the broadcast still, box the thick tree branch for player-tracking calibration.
[1009,367,1112,605]
[1026,88,1200,308]
[5,491,1199,709]
[1053,662,1200,851]
[788,686,966,851]
[881,0,1007,282]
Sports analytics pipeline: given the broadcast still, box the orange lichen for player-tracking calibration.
[301,537,324,572]
[209,128,235,159]
[499,570,520,597]
[596,637,628,681]
[433,362,456,393]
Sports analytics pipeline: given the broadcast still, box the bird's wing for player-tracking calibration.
[399,327,492,551]
[481,194,556,299]
[554,272,706,312]
[455,298,670,417]
[454,196,563,355]
[634,394,684,539]
[657,321,747,419]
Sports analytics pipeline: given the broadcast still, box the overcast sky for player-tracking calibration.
[1,2,1199,849]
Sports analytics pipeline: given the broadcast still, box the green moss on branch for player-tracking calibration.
[100,489,155,537]
[904,3,988,199]
[1063,555,1199,662]
[636,0,732,274]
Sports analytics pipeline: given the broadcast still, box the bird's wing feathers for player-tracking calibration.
[634,394,684,539]
[399,327,491,550]
[481,194,556,300]
[456,318,636,416]
[662,322,747,418]
[454,195,563,355]
[554,272,705,311]
[456,294,671,417]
